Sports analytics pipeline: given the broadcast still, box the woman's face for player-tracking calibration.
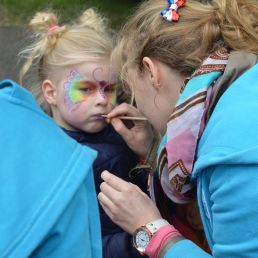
[128,63,183,135]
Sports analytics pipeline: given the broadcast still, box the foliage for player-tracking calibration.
[0,0,139,28]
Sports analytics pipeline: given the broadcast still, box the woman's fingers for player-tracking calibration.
[101,170,131,192]
[99,170,162,234]
[98,191,118,221]
[107,103,141,118]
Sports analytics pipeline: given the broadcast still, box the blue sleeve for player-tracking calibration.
[164,164,258,258]
[164,240,211,258]
[206,164,258,257]
[31,171,102,258]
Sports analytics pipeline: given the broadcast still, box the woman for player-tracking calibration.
[98,0,258,257]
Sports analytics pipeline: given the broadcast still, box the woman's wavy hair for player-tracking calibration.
[112,0,258,89]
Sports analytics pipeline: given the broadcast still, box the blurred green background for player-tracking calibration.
[0,0,140,28]
[0,0,141,82]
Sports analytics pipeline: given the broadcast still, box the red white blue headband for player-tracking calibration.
[161,0,186,22]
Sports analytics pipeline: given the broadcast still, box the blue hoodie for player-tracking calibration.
[0,80,101,258]
[163,63,258,257]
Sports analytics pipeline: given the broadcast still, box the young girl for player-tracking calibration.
[98,0,258,257]
[19,9,146,258]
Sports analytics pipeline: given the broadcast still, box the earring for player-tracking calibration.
[152,81,161,88]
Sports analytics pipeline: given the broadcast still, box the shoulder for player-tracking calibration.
[194,64,258,173]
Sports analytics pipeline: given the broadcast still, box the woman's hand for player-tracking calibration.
[106,103,153,157]
[98,171,162,235]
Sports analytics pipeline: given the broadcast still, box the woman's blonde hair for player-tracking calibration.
[19,8,113,114]
[112,0,258,87]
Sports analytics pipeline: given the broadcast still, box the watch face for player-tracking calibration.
[133,228,151,253]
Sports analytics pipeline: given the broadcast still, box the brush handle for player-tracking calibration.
[101,114,147,121]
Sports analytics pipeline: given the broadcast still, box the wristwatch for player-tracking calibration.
[132,218,169,255]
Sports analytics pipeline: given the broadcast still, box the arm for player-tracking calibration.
[96,147,146,257]
[160,163,258,258]
[98,171,211,258]
[200,164,258,258]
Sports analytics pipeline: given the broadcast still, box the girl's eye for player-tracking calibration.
[77,81,97,94]
[104,85,117,94]
[79,87,93,94]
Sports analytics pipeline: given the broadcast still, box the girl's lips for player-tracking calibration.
[94,114,106,120]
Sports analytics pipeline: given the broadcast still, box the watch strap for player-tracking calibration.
[145,218,169,235]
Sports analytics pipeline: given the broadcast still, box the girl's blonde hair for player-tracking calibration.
[112,0,258,87]
[19,8,113,114]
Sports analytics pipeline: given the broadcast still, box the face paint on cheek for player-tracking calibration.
[107,89,117,105]
[104,83,117,105]
[63,69,87,112]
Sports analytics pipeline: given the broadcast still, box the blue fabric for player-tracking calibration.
[64,125,146,258]
[178,71,222,103]
[164,63,258,257]
[195,63,258,257]
[0,80,101,258]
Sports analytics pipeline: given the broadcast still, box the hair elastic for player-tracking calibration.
[161,0,186,22]
[47,24,60,35]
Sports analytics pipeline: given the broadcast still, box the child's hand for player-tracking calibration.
[105,103,153,157]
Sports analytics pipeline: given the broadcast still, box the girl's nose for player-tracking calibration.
[95,89,108,105]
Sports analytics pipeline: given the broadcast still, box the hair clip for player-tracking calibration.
[161,0,186,22]
[47,24,60,35]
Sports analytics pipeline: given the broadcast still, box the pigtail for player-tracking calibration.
[77,8,108,32]
[19,11,66,115]
[19,11,66,84]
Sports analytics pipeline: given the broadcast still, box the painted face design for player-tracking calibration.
[63,69,117,112]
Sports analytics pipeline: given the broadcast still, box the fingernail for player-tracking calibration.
[101,170,109,179]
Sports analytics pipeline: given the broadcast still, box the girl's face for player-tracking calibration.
[53,60,117,133]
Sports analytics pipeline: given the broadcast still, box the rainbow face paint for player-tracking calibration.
[63,69,117,112]
[92,67,117,105]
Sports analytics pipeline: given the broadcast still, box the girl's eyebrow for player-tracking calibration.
[83,80,116,88]
[103,82,117,87]
[78,80,97,87]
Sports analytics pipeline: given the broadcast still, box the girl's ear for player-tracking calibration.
[142,57,161,89]
[41,80,57,105]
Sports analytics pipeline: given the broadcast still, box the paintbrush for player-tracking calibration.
[101,114,148,121]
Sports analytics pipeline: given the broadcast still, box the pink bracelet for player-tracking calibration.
[145,225,182,258]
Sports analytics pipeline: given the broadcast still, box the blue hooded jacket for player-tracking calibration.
[163,63,258,257]
[0,80,101,258]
